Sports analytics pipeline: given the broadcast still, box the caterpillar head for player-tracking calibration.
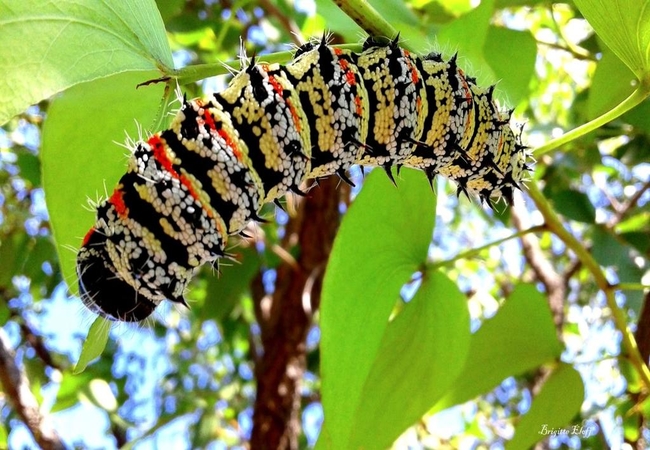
[76,184,193,322]
[77,228,159,322]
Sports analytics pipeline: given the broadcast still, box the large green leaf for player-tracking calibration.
[0,0,173,124]
[574,0,650,79]
[348,271,470,449]
[41,71,170,294]
[319,169,436,449]
[507,362,585,449]
[432,284,563,412]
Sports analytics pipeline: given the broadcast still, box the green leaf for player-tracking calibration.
[23,236,57,285]
[369,0,419,27]
[432,284,562,412]
[620,358,642,394]
[507,363,584,449]
[319,169,436,449]
[16,150,41,187]
[155,0,185,22]
[591,225,627,266]
[0,0,173,124]
[484,27,536,107]
[42,71,170,295]
[616,398,642,441]
[621,230,650,254]
[348,271,470,449]
[591,225,644,312]
[574,0,650,79]
[437,0,496,86]
[0,232,29,286]
[0,423,7,446]
[74,316,111,373]
[192,410,219,448]
[313,0,366,41]
[622,99,650,132]
[200,246,261,322]
[0,303,9,327]
[587,45,637,120]
[52,371,93,413]
[549,189,596,224]
[495,0,547,7]
[615,257,645,314]
[623,404,641,441]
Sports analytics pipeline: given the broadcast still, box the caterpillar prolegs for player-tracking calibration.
[77,36,531,322]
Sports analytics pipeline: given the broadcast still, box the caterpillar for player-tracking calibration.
[76,36,531,322]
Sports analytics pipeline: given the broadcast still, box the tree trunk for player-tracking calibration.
[251,177,346,449]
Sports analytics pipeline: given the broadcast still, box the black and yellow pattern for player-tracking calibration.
[77,37,531,321]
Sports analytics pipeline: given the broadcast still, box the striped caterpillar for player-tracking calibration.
[76,36,531,322]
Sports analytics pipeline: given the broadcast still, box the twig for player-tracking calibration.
[19,322,63,371]
[0,328,65,450]
[427,225,545,271]
[610,180,650,225]
[534,87,650,156]
[511,202,565,334]
[527,181,650,390]
[536,40,595,61]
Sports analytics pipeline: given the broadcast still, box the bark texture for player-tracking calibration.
[251,177,345,449]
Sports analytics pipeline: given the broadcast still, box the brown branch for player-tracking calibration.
[110,418,128,448]
[511,201,565,333]
[610,180,650,225]
[251,177,344,449]
[0,328,65,450]
[1,287,62,372]
[19,322,63,371]
[536,40,595,61]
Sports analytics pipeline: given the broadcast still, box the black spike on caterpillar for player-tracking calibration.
[76,36,531,322]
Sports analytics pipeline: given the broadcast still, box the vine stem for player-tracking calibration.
[172,44,365,86]
[332,0,398,40]
[527,181,650,390]
[534,87,650,156]
[530,82,650,389]
[427,226,545,271]
[617,282,650,291]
